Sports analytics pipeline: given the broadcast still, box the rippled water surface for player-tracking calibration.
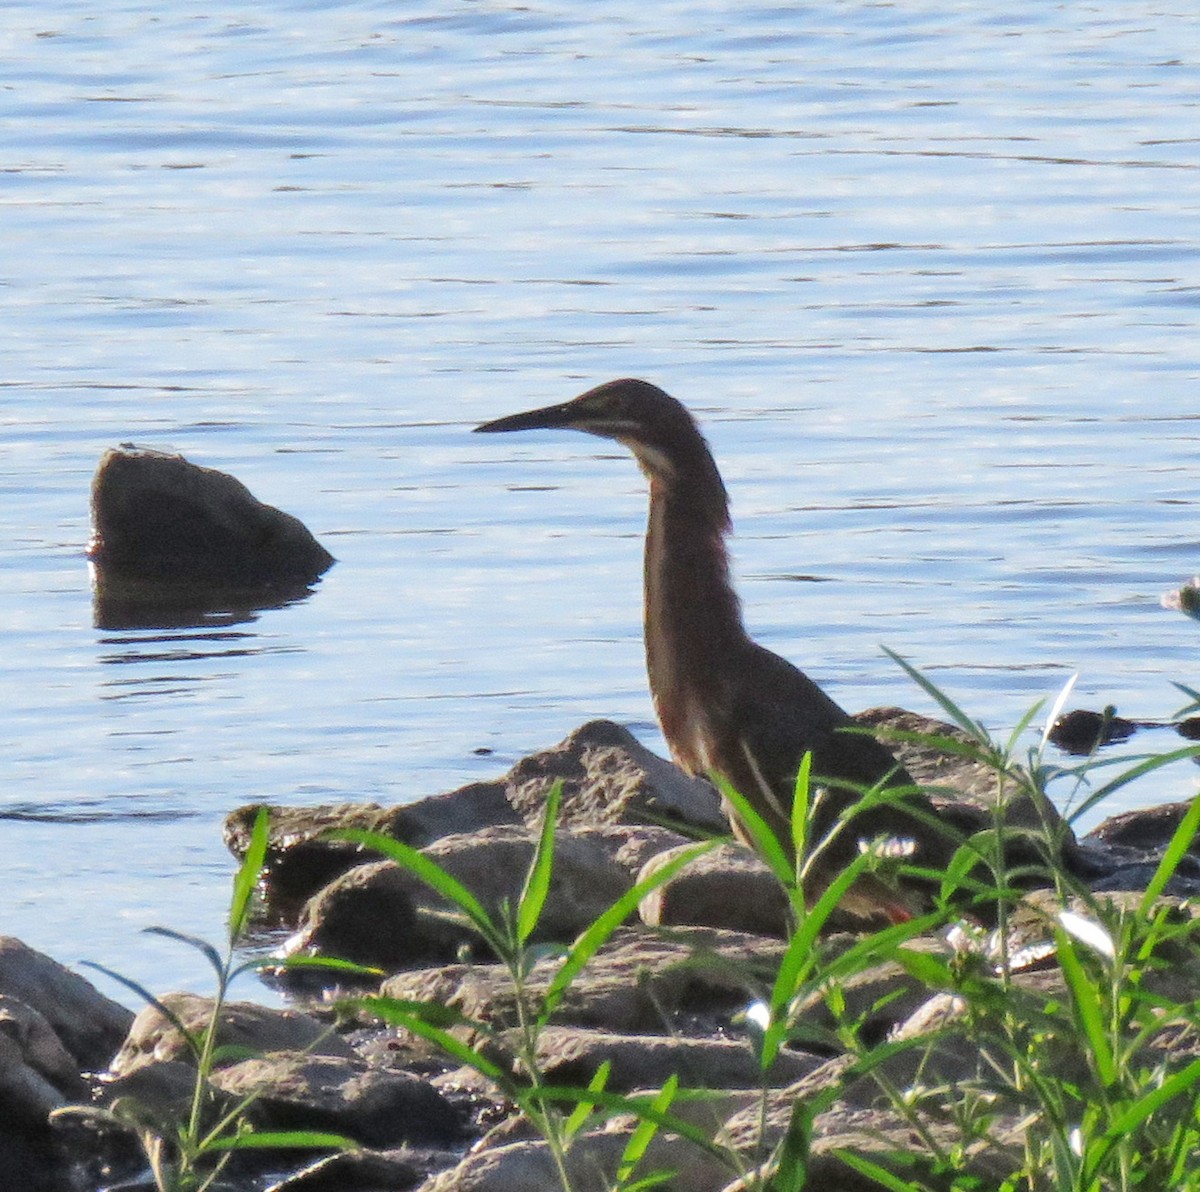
[4,1,1200,1001]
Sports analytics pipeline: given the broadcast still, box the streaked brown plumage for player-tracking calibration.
[476,378,954,919]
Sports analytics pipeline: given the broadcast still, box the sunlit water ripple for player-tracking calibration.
[2,0,1199,1002]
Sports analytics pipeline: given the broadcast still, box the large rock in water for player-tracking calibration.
[88,446,334,601]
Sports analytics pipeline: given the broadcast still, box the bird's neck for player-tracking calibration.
[643,475,747,772]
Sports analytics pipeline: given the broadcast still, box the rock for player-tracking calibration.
[286,826,636,969]
[211,1051,461,1147]
[89,446,334,587]
[790,933,957,1044]
[224,802,421,912]
[0,995,87,1102]
[109,993,356,1077]
[94,1055,215,1119]
[0,1127,81,1192]
[380,926,782,1036]
[1048,707,1138,754]
[266,1146,460,1191]
[0,1024,74,1127]
[1074,803,1200,893]
[1084,801,1199,853]
[416,1131,733,1192]
[637,842,790,937]
[393,784,527,849]
[502,720,726,833]
[0,937,133,1071]
[0,998,90,1188]
[225,790,528,913]
[285,859,423,970]
[719,1102,1026,1191]
[456,1024,820,1095]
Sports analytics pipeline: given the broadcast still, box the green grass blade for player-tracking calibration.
[142,926,224,977]
[244,953,385,981]
[329,828,504,953]
[540,840,718,1024]
[772,1097,819,1192]
[206,1129,357,1152]
[517,781,561,946]
[349,996,507,1080]
[617,1073,677,1184]
[1138,794,1200,919]
[1066,744,1200,824]
[791,752,812,869]
[562,1059,611,1141]
[526,1085,732,1164]
[1055,927,1115,1088]
[81,961,205,1063]
[834,1150,923,1190]
[713,776,793,885]
[228,805,270,943]
[881,646,988,744]
[1099,1055,1200,1158]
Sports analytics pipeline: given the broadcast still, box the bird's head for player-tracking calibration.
[474,378,716,488]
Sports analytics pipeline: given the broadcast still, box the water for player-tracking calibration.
[3,1,1200,1004]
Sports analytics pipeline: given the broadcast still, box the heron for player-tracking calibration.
[476,378,954,920]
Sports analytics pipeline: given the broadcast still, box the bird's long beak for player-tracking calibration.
[474,400,580,435]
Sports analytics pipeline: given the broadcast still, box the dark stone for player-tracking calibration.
[285,826,634,971]
[1084,801,1200,853]
[224,787,525,915]
[0,938,133,1071]
[265,1147,458,1191]
[224,802,421,914]
[380,926,783,1035]
[1048,707,1137,755]
[211,1052,462,1148]
[88,446,333,627]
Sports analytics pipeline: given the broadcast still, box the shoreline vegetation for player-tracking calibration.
[9,674,1200,1191]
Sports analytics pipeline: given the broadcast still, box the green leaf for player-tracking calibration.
[1138,794,1200,920]
[265,953,385,978]
[791,752,813,870]
[714,776,793,886]
[81,961,205,1064]
[834,1150,924,1191]
[562,1059,611,1141]
[349,996,507,1081]
[329,828,504,954]
[1066,744,1200,825]
[1054,926,1115,1088]
[540,840,718,1024]
[772,1096,817,1192]
[205,1129,357,1152]
[229,805,270,943]
[1103,1054,1200,1139]
[890,946,957,989]
[881,647,989,745]
[517,781,561,945]
[617,1073,677,1184]
[525,1085,731,1163]
[142,926,224,977]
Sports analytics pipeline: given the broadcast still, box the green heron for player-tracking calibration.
[476,378,953,919]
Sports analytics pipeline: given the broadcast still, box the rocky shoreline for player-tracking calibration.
[4,710,1199,1191]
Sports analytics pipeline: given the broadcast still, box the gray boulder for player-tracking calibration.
[0,937,132,1071]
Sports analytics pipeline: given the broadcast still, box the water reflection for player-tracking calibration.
[90,567,323,631]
